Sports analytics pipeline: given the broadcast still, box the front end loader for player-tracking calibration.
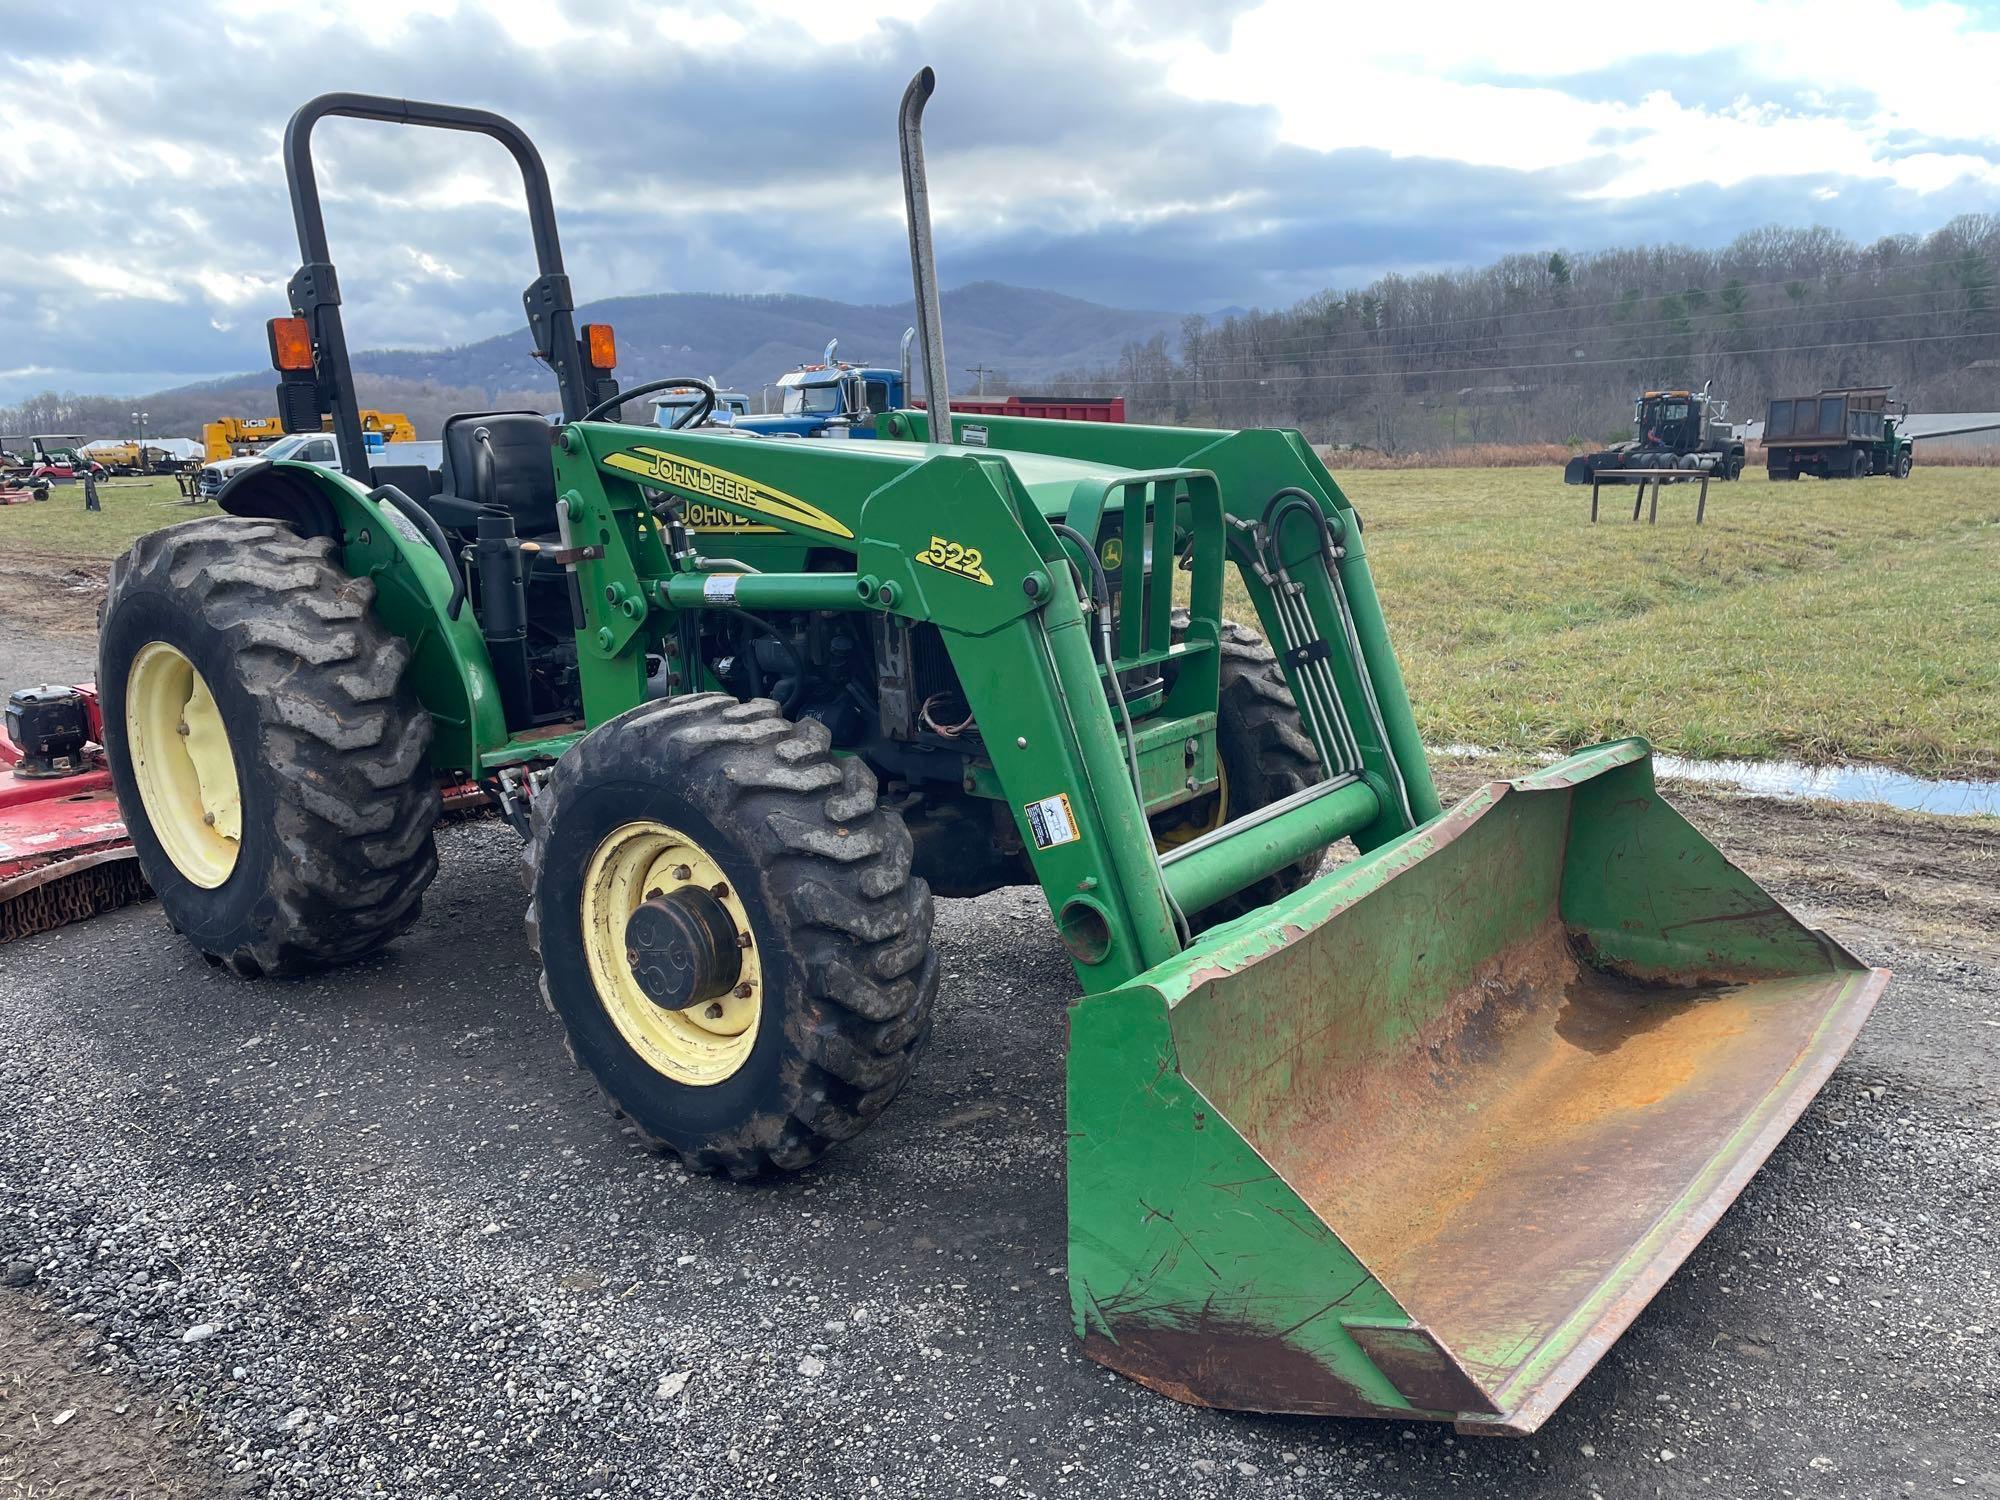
[86,77,1883,1434]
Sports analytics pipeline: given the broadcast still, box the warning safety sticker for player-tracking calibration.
[1023,793,1080,850]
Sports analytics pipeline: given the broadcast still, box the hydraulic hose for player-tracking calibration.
[1247,491,1356,776]
[730,612,806,715]
[1052,523,1192,948]
[1264,487,1415,827]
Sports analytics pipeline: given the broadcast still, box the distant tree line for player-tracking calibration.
[1047,217,2000,451]
[8,217,1997,455]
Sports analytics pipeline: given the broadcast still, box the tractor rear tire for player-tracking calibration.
[1157,614,1323,930]
[98,517,439,977]
[525,694,938,1178]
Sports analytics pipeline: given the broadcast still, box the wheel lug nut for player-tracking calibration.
[176,720,190,736]
[202,811,216,826]
[733,982,753,998]
[736,932,753,949]
[704,1003,724,1020]
[711,882,729,900]
[672,864,692,881]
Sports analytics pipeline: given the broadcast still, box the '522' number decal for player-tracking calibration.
[916,535,994,586]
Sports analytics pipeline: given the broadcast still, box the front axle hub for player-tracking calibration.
[624,885,742,1013]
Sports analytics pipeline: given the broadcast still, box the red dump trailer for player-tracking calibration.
[920,395,1127,423]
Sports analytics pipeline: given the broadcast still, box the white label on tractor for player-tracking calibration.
[703,573,742,604]
[960,424,989,447]
[1024,792,1080,850]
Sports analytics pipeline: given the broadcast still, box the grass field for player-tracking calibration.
[4,467,1995,775]
[1309,465,2000,776]
[0,476,195,556]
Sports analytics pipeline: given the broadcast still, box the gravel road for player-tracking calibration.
[0,593,1992,1499]
[0,802,1994,1499]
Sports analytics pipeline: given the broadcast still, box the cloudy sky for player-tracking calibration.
[3,0,1998,402]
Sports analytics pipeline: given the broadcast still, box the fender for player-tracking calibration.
[219,459,506,769]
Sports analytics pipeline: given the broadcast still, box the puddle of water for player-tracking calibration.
[1431,745,2000,818]
[1648,754,2000,818]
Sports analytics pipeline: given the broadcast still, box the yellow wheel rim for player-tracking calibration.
[125,641,241,888]
[1154,761,1229,853]
[581,821,761,1087]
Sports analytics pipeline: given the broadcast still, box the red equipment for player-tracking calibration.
[28,461,105,484]
[919,394,1126,423]
[1,683,488,944]
[0,687,148,943]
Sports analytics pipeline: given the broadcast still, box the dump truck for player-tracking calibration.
[1763,387,1914,479]
[77,79,1883,1435]
[1564,385,1746,484]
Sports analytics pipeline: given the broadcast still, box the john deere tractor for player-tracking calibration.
[96,80,1884,1433]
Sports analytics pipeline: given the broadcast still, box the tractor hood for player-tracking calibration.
[747,434,1140,520]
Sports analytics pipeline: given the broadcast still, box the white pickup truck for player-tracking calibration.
[196,432,442,501]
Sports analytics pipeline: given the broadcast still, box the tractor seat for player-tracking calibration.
[438,411,560,538]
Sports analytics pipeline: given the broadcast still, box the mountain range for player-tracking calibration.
[114,281,1182,440]
[359,281,1180,398]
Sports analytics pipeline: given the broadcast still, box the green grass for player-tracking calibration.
[0,476,197,557]
[6,468,1994,776]
[1280,466,2000,776]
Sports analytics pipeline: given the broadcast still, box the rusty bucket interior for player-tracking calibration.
[1067,741,1886,1433]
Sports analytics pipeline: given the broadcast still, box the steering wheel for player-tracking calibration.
[577,377,717,428]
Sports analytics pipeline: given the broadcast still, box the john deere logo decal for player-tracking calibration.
[603,448,853,539]
[679,501,780,535]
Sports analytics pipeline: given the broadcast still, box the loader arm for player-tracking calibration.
[552,416,1441,991]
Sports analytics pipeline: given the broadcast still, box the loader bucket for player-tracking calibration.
[1068,739,1884,1434]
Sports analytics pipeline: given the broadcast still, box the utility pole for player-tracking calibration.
[964,364,994,398]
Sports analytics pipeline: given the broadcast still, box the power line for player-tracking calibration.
[1131,328,2000,389]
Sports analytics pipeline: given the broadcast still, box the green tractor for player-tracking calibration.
[96,78,1885,1433]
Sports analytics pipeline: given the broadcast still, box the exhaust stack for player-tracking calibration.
[898,68,951,442]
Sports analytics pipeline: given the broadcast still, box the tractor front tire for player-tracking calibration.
[99,517,439,977]
[525,694,938,1178]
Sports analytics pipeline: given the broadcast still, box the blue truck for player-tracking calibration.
[728,337,913,439]
[729,334,1126,440]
